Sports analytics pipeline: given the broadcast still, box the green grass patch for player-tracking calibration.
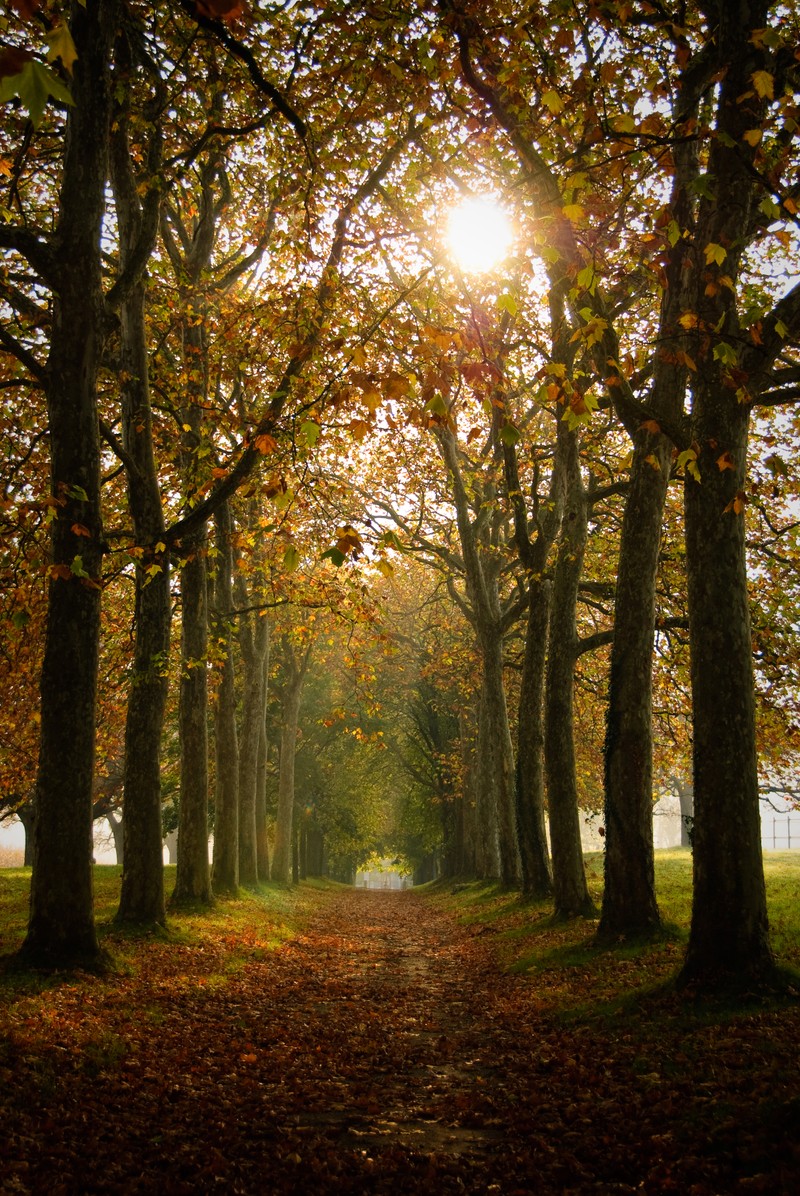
[422,850,800,1016]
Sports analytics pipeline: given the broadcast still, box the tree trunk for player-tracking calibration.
[113,285,169,924]
[515,579,554,898]
[109,28,168,928]
[545,447,596,919]
[481,634,520,886]
[680,399,773,986]
[237,606,269,887]
[598,430,668,942]
[211,501,239,896]
[272,640,311,884]
[106,810,124,868]
[21,0,118,969]
[18,802,35,868]
[677,780,694,849]
[473,675,501,879]
[256,643,271,881]
[171,529,212,906]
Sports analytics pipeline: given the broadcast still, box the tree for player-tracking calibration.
[2,0,121,967]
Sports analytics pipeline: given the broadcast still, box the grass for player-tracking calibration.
[0,865,342,996]
[420,849,800,1013]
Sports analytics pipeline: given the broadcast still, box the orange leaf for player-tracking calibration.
[641,419,661,435]
[723,490,747,514]
[195,0,244,20]
[716,452,735,472]
[254,433,277,455]
[71,523,91,537]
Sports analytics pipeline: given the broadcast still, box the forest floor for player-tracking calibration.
[1,866,799,1193]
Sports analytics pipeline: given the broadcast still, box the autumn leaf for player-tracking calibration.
[0,47,31,80]
[716,451,735,472]
[751,69,774,99]
[0,59,74,127]
[254,433,277,455]
[723,490,747,515]
[46,22,79,75]
[194,0,245,20]
[283,545,300,572]
[703,242,727,267]
[542,89,563,114]
[677,446,701,482]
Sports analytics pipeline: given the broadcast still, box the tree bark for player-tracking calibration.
[681,396,772,984]
[171,529,212,906]
[211,501,240,895]
[21,0,118,968]
[237,611,270,886]
[515,579,554,898]
[676,0,779,989]
[597,428,668,942]
[481,634,520,886]
[545,443,596,919]
[255,644,271,881]
[272,640,311,884]
[110,87,169,926]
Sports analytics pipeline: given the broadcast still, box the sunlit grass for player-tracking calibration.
[422,850,800,1008]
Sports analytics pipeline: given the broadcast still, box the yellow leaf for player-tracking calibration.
[46,22,78,75]
[562,203,584,222]
[752,69,774,99]
[743,128,762,147]
[645,454,662,472]
[542,88,564,114]
[376,559,394,579]
[703,242,727,267]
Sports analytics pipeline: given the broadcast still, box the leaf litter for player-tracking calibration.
[1,884,798,1193]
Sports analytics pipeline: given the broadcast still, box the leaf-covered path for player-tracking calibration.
[3,884,799,1193]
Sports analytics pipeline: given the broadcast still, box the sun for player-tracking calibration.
[446,195,513,273]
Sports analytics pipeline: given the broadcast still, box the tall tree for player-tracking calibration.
[109,33,169,927]
[6,0,121,967]
[679,0,800,987]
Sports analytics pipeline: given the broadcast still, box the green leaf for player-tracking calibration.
[299,419,321,447]
[0,60,74,128]
[499,423,521,446]
[496,292,518,316]
[321,546,346,567]
[283,545,300,572]
[576,264,597,293]
[666,220,681,248]
[70,554,89,578]
[425,394,449,417]
[713,341,738,366]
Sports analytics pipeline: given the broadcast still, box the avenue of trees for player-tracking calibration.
[1,0,799,992]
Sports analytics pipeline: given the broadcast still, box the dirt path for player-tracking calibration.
[4,886,799,1194]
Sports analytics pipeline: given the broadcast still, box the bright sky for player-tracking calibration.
[446,195,513,273]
